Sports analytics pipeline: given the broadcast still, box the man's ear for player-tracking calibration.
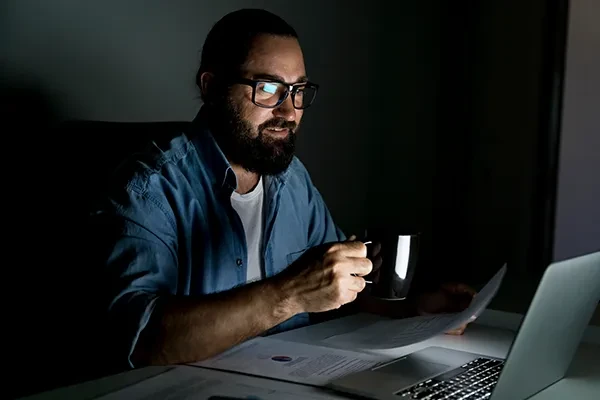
[200,71,216,103]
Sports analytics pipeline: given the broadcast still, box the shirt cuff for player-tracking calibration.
[111,291,160,369]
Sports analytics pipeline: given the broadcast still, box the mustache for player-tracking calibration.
[259,118,297,133]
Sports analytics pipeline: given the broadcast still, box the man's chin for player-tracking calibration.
[244,154,294,175]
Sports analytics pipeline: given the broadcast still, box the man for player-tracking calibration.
[92,9,474,370]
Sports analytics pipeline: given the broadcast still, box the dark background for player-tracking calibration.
[2,0,598,398]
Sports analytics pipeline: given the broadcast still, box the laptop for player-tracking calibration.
[329,250,600,400]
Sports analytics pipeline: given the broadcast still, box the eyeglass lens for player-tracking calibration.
[254,82,316,109]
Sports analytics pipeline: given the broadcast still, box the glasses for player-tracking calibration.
[232,78,319,109]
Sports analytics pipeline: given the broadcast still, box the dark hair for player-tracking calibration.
[196,9,298,101]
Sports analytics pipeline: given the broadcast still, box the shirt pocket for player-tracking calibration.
[286,247,310,265]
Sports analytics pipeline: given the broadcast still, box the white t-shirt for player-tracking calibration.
[230,176,265,282]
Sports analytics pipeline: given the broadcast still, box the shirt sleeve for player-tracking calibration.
[93,182,179,369]
[306,183,347,247]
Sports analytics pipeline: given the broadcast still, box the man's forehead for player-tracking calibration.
[243,35,306,82]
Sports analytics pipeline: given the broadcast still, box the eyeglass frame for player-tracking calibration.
[230,77,319,110]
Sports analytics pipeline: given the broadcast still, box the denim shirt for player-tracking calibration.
[94,113,345,367]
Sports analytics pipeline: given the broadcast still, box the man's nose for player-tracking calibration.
[273,95,296,122]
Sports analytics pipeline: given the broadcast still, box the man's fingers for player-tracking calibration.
[446,323,469,335]
[348,275,367,292]
[344,256,373,276]
[329,240,368,258]
[444,317,477,335]
[445,325,467,335]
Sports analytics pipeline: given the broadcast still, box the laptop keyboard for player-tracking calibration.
[395,357,505,400]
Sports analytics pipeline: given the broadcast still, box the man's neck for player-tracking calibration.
[231,164,261,194]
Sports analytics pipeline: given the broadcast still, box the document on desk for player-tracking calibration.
[322,264,507,349]
[189,337,392,387]
[96,366,349,400]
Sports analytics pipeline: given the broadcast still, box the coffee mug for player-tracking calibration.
[363,232,420,300]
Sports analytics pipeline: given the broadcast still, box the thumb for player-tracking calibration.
[347,234,357,241]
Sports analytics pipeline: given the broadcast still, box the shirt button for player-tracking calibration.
[236,258,243,267]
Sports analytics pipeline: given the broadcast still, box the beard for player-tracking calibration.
[208,98,298,176]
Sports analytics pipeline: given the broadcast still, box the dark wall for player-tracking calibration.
[552,0,600,262]
[399,0,554,290]
[441,0,599,325]
[365,2,442,285]
[462,0,547,280]
[552,0,600,324]
[413,0,576,315]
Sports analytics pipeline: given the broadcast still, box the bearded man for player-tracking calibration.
[94,8,475,370]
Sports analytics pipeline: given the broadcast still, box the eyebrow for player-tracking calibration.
[251,73,309,85]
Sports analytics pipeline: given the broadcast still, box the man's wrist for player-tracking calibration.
[263,277,301,321]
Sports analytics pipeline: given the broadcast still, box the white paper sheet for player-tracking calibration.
[322,264,507,349]
[96,365,349,400]
[189,337,392,387]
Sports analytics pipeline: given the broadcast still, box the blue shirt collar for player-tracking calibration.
[190,107,237,192]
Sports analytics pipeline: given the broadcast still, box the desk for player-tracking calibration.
[21,310,600,400]
[275,311,600,399]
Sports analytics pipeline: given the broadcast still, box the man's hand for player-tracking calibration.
[274,241,373,314]
[416,283,477,335]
